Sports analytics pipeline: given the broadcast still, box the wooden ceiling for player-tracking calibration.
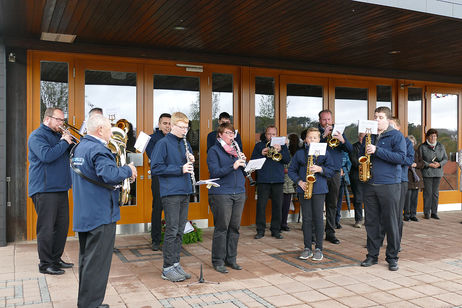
[2,0,462,83]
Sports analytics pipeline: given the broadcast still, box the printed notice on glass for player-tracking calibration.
[358,120,378,134]
[308,142,327,156]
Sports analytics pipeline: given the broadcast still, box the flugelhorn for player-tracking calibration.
[326,125,340,148]
[265,141,282,161]
[231,139,256,186]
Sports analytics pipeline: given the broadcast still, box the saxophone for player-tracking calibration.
[304,155,317,199]
[358,130,372,182]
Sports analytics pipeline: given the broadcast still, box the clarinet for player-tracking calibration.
[183,135,197,200]
[230,139,256,186]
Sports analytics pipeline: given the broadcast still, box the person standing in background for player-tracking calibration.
[281,133,300,232]
[348,133,365,228]
[404,135,424,222]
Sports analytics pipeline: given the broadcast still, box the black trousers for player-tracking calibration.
[281,193,292,228]
[364,183,400,262]
[325,172,341,238]
[78,222,116,308]
[299,193,325,250]
[256,183,283,235]
[423,177,441,215]
[404,189,419,219]
[31,191,69,271]
[150,175,163,245]
[398,182,407,242]
[349,175,364,222]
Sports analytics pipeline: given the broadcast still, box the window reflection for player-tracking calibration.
[286,84,322,138]
[212,73,233,129]
[40,62,69,120]
[255,77,275,142]
[153,75,200,202]
[407,88,422,143]
[85,69,138,205]
[430,93,458,191]
[377,85,392,110]
[335,87,368,143]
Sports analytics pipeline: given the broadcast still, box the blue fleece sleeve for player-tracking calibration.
[403,139,414,167]
[375,133,406,164]
[207,148,234,178]
[151,141,183,176]
[29,134,70,163]
[288,150,302,184]
[94,152,132,185]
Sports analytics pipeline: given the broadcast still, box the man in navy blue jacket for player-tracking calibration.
[207,112,242,152]
[251,125,290,239]
[72,114,136,308]
[318,110,353,244]
[145,113,171,251]
[28,107,73,275]
[151,112,195,282]
[360,107,406,271]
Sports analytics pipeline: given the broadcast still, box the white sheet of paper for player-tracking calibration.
[270,136,286,146]
[245,158,266,173]
[308,142,327,156]
[332,123,345,136]
[358,120,378,134]
[79,121,87,135]
[196,178,220,187]
[134,131,151,153]
[184,221,194,234]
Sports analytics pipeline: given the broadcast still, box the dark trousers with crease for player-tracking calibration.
[150,175,163,245]
[256,183,283,235]
[423,177,441,216]
[31,191,69,271]
[209,193,246,266]
[364,183,400,262]
[404,189,419,219]
[398,182,407,243]
[325,172,341,238]
[299,193,325,250]
[349,175,364,222]
[77,222,116,308]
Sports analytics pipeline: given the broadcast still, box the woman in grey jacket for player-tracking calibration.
[418,129,448,219]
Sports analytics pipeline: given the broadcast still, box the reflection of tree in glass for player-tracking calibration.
[256,95,274,134]
[287,116,318,138]
[407,123,422,143]
[40,81,68,119]
[344,123,359,144]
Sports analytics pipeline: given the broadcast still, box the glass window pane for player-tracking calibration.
[212,73,233,128]
[255,77,275,142]
[408,88,422,143]
[85,69,137,205]
[377,85,392,110]
[335,87,368,143]
[286,83,323,137]
[430,93,458,191]
[153,75,200,202]
[40,61,69,120]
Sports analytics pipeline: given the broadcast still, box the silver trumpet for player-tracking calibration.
[183,135,198,201]
[230,139,256,186]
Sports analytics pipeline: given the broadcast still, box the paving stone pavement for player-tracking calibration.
[3,211,462,307]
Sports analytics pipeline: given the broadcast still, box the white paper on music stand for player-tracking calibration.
[332,123,345,136]
[308,142,327,156]
[245,158,266,173]
[79,121,87,135]
[134,131,151,153]
[184,221,194,234]
[270,136,286,146]
[358,120,378,134]
[196,178,220,187]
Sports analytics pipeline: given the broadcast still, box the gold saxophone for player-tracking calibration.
[304,155,317,199]
[358,130,372,182]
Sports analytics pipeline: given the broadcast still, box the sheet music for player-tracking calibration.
[196,178,220,187]
[308,142,327,156]
[358,120,378,134]
[270,136,286,146]
[134,131,151,153]
[332,123,345,136]
[245,158,266,173]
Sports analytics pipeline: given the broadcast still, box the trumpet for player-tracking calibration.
[231,139,256,186]
[304,155,317,199]
[358,129,372,182]
[183,134,198,201]
[265,141,282,161]
[326,125,340,148]
[59,123,82,144]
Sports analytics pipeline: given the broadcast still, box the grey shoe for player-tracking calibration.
[312,248,323,261]
[353,221,362,228]
[161,266,185,282]
[174,264,191,279]
[299,248,313,260]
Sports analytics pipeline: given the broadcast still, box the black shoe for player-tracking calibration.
[281,226,291,231]
[254,233,264,239]
[424,213,430,219]
[431,214,440,220]
[388,260,399,271]
[403,217,409,221]
[151,242,160,251]
[410,216,419,222]
[56,259,74,269]
[39,265,65,275]
[271,233,283,239]
[335,223,342,229]
[360,257,378,267]
[326,236,340,244]
[214,265,229,273]
[97,305,110,308]
[225,262,242,270]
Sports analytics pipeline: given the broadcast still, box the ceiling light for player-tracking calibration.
[41,32,76,43]
[173,26,187,31]
[388,50,401,55]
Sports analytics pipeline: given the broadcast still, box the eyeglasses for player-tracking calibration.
[223,131,235,136]
[50,116,65,122]
[175,124,189,131]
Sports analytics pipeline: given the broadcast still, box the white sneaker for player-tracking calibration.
[161,266,185,282]
[299,248,313,260]
[174,263,191,279]
[312,248,323,261]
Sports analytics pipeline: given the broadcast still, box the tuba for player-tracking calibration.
[358,129,372,182]
[265,141,282,161]
[304,155,317,199]
[108,119,131,205]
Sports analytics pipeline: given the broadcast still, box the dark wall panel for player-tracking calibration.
[0,42,6,246]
